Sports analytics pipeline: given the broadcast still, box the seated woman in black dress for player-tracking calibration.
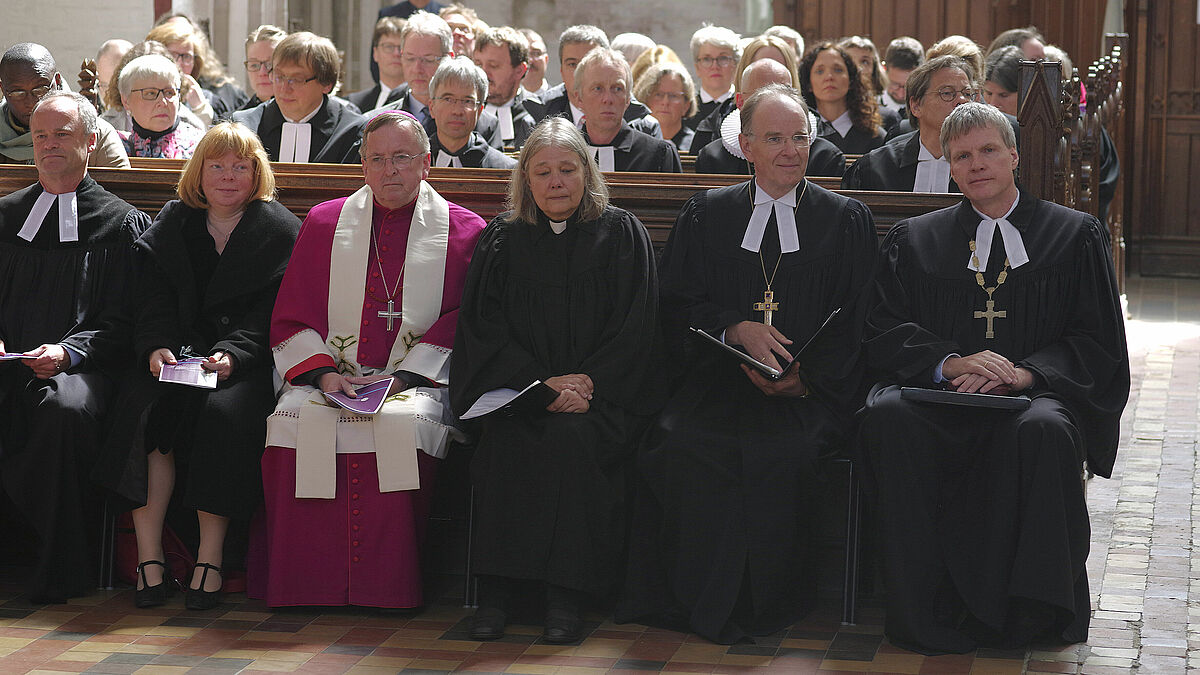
[799,42,887,154]
[450,117,659,644]
[96,122,300,610]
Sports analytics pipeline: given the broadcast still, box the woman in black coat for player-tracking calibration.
[96,122,299,610]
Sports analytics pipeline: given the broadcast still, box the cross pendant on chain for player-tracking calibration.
[974,298,1006,339]
[753,289,779,326]
[378,300,403,332]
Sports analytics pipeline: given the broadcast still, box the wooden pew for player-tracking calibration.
[1,161,960,251]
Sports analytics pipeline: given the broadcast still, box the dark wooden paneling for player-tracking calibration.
[1124,0,1200,275]
[780,0,1107,72]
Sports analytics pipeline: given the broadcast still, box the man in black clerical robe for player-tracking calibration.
[429,130,516,169]
[0,92,149,602]
[858,103,1128,655]
[231,94,366,164]
[842,130,959,191]
[619,85,877,644]
[583,120,682,173]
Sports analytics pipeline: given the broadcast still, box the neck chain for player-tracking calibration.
[366,224,405,305]
[753,180,807,327]
[757,179,808,289]
[969,239,1009,297]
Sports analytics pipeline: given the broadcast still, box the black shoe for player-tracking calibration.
[184,562,222,611]
[469,607,507,641]
[134,560,173,609]
[541,607,582,644]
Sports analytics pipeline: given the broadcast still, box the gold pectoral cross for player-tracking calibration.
[377,300,403,332]
[753,289,779,326]
[974,298,1006,339]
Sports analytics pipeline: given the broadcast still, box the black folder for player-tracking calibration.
[899,387,1032,411]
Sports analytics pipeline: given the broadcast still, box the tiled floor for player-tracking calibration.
[0,274,1197,675]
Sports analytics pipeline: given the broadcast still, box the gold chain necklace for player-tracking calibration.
[969,239,1008,339]
[752,180,807,327]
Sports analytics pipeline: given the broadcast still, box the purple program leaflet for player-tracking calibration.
[323,378,395,415]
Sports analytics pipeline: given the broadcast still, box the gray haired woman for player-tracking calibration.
[450,117,660,645]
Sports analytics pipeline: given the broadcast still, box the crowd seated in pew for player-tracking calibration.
[0,19,1128,653]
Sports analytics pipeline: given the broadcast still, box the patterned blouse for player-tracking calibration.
[120,120,205,159]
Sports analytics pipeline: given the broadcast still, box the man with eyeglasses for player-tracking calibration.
[0,91,150,603]
[620,83,877,643]
[525,25,663,139]
[844,55,977,193]
[879,37,924,120]
[686,25,741,131]
[349,18,410,113]
[0,43,129,167]
[695,58,845,178]
[261,110,485,608]
[427,57,515,168]
[231,32,366,163]
[474,26,538,151]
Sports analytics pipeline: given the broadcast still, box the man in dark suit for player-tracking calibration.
[349,18,408,113]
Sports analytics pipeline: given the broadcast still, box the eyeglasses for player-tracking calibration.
[244,59,272,73]
[2,84,52,101]
[365,153,423,170]
[651,91,689,103]
[376,43,403,55]
[435,94,479,109]
[129,86,179,101]
[696,55,736,68]
[401,54,444,67]
[169,51,195,66]
[751,133,812,148]
[269,72,318,88]
[933,87,979,102]
[529,48,546,59]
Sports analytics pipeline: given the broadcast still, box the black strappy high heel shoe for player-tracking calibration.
[184,562,223,610]
[134,560,173,608]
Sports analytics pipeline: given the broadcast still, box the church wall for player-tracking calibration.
[0,0,156,90]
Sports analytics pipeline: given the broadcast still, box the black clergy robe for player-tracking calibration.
[686,97,735,132]
[858,189,1129,655]
[584,122,682,173]
[346,83,406,113]
[378,89,507,149]
[841,131,960,192]
[231,95,366,164]
[816,118,887,155]
[0,176,149,601]
[618,180,877,644]
[885,112,1021,143]
[429,131,517,169]
[526,85,664,139]
[694,136,845,177]
[449,206,659,597]
[688,104,726,157]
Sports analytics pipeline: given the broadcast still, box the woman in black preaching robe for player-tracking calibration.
[450,117,659,644]
[618,85,879,644]
[95,123,299,610]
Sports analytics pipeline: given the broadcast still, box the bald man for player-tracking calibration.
[0,43,128,167]
[695,59,845,177]
[93,39,133,105]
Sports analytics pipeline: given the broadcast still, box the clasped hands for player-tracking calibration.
[725,321,809,397]
[1,340,70,380]
[941,350,1034,394]
[149,348,235,381]
[544,374,592,413]
[317,371,400,398]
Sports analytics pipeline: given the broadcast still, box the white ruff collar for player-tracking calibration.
[19,189,78,243]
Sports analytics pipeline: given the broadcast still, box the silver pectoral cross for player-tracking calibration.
[974,299,1006,339]
[377,300,403,332]
[753,289,779,326]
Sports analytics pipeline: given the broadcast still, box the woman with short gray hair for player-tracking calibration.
[118,54,203,158]
[451,117,659,645]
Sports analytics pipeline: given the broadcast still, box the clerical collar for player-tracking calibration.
[969,193,1029,271]
[822,110,852,137]
[19,185,80,243]
[913,140,952,193]
[700,85,734,104]
[718,109,745,160]
[279,102,321,163]
[132,118,179,142]
[485,98,516,141]
[569,100,585,125]
[742,179,803,254]
[549,219,567,234]
[434,136,472,167]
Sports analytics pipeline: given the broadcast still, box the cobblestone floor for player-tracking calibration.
[0,275,1193,674]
